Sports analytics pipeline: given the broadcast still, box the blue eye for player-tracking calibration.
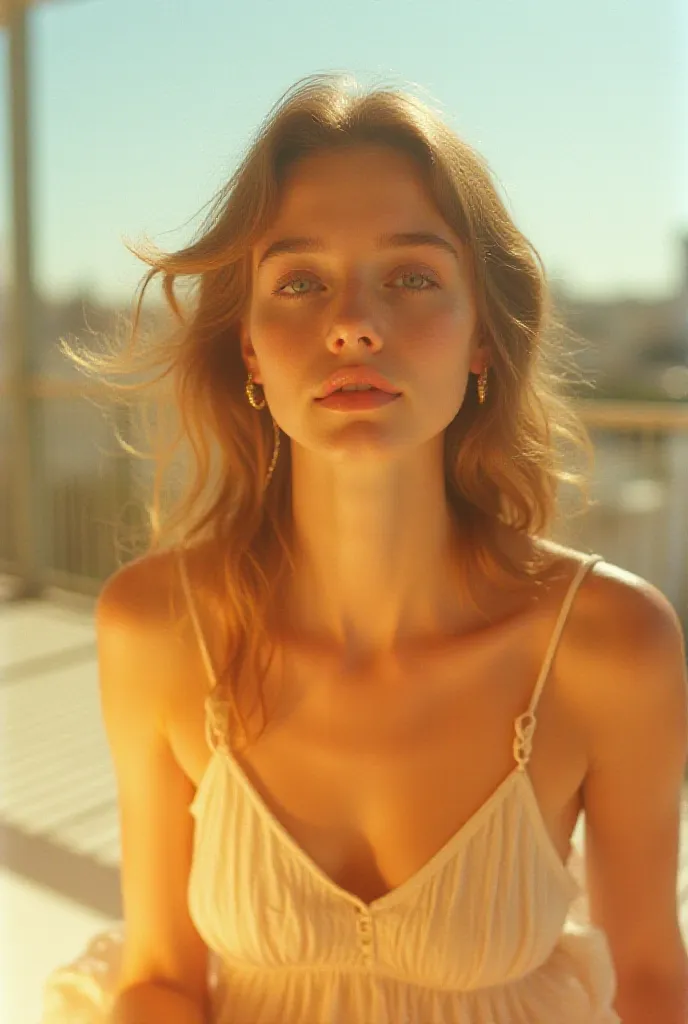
[273,276,320,298]
[272,269,440,299]
[392,271,439,292]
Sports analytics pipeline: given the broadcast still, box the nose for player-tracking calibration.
[325,282,384,355]
[330,332,380,354]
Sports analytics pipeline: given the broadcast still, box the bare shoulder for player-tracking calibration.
[553,553,688,979]
[557,549,687,764]
[96,544,218,728]
[97,548,184,628]
[537,539,683,652]
[571,552,685,666]
[96,541,223,640]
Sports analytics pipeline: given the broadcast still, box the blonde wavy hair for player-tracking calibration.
[63,72,594,750]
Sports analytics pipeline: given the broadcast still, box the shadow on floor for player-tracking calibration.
[0,643,98,686]
[0,819,122,918]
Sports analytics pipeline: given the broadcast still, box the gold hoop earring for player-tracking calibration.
[245,371,266,410]
[477,367,489,405]
[245,372,280,489]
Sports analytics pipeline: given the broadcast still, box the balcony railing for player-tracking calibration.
[1,383,688,622]
[561,399,688,623]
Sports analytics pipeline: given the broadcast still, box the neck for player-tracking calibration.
[279,437,489,660]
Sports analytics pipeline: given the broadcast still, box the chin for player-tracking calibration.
[288,419,405,462]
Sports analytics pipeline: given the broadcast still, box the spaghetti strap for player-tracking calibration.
[513,552,604,770]
[177,548,231,755]
[177,547,218,692]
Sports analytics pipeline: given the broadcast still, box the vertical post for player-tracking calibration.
[7,0,44,597]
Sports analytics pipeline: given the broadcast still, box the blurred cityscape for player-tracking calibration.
[553,231,688,404]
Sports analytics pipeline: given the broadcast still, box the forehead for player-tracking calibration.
[272,145,442,226]
[254,144,462,261]
[282,143,425,188]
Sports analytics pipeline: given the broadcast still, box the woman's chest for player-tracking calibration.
[176,618,587,905]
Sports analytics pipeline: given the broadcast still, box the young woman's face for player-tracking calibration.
[241,143,486,461]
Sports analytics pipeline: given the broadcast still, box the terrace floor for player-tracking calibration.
[0,598,119,1023]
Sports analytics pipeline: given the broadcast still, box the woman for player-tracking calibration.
[42,73,688,1023]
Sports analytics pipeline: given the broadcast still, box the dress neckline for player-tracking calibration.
[193,710,580,914]
[185,553,602,913]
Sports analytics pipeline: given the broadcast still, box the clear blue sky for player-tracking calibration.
[1,0,686,305]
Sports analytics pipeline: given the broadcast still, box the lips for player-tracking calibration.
[329,385,383,394]
[316,367,401,399]
[316,388,401,411]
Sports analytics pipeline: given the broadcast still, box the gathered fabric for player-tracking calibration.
[42,552,622,1023]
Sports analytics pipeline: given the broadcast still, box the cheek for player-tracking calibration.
[250,308,306,378]
[405,318,470,379]
[402,319,472,419]
[247,312,316,434]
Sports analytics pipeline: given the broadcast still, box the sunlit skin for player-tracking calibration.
[240,144,492,661]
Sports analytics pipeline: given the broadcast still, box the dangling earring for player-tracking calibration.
[245,370,266,410]
[245,371,280,489]
[477,367,489,405]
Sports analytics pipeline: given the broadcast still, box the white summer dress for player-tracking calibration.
[41,551,621,1023]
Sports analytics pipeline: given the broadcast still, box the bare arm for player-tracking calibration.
[97,557,211,1024]
[109,983,207,1024]
[582,575,688,1023]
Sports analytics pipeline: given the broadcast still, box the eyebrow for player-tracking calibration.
[256,231,461,269]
